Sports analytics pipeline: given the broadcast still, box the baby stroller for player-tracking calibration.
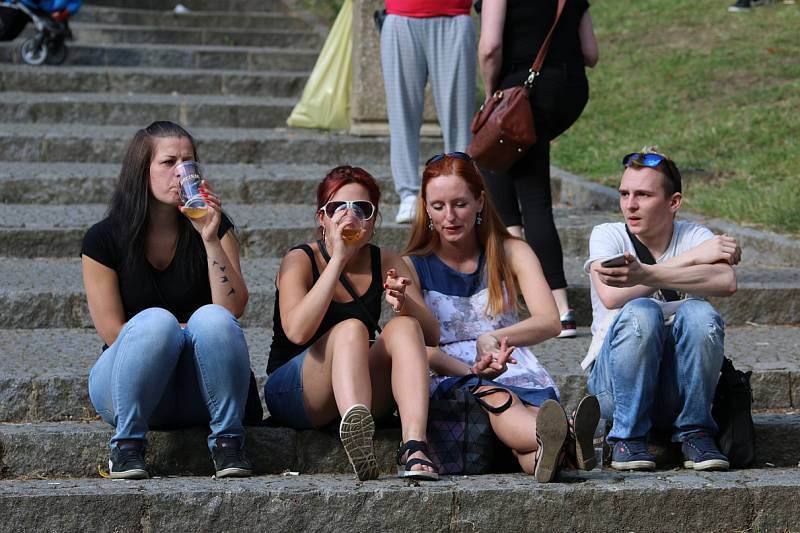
[0,0,82,65]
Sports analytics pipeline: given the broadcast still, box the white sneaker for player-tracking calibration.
[395,195,417,224]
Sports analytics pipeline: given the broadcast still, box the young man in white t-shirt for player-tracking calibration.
[583,148,741,472]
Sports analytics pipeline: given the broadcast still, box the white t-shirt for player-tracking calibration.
[580,220,714,370]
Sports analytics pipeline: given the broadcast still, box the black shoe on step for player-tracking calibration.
[212,437,253,478]
[109,439,149,480]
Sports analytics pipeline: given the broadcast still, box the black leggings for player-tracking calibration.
[483,63,589,290]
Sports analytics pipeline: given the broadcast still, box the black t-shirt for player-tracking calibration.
[80,214,234,324]
[501,0,589,74]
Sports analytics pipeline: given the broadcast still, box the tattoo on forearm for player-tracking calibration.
[212,258,235,296]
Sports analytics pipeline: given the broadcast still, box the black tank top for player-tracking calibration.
[267,243,383,375]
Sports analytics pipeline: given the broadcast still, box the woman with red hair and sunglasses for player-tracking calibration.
[264,165,440,481]
[403,152,600,481]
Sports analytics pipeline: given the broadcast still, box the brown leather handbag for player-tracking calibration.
[467,0,566,173]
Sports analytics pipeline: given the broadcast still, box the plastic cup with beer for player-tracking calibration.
[177,161,207,219]
[334,202,366,242]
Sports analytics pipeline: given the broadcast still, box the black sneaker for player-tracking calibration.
[212,437,253,478]
[728,0,751,11]
[610,438,656,471]
[682,432,730,471]
[109,440,149,480]
[558,309,577,338]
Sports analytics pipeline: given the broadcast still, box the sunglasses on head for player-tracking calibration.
[622,152,682,193]
[318,200,376,221]
[425,151,473,166]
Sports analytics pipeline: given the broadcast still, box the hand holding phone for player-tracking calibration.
[601,253,628,268]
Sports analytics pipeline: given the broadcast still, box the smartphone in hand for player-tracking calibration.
[601,253,628,268]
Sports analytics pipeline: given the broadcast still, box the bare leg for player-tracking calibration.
[301,319,372,427]
[475,385,541,474]
[370,316,435,474]
[552,287,570,317]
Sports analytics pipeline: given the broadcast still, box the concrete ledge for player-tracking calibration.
[1,414,797,479]
[0,325,798,422]
[76,6,310,30]
[0,421,402,479]
[0,124,444,166]
[0,65,309,97]
[1,470,799,532]
[0,42,319,72]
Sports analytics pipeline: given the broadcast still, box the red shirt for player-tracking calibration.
[385,0,471,17]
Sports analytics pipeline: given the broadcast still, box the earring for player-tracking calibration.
[476,212,483,225]
[428,218,434,231]
[321,226,326,241]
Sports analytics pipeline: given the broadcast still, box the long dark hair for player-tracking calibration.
[107,121,205,281]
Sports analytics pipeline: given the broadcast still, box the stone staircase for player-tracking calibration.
[0,1,799,531]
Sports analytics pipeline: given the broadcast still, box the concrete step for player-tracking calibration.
[0,124,442,166]
[1,470,799,532]
[2,160,798,268]
[0,42,318,72]
[76,6,311,30]
[0,92,297,129]
[0,65,308,97]
[1,412,797,479]
[0,162,398,205]
[2,251,799,329]
[0,204,616,259]
[69,23,322,48]
[85,0,290,13]
[0,420,398,478]
[0,326,797,422]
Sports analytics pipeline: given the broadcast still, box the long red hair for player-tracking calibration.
[403,156,518,316]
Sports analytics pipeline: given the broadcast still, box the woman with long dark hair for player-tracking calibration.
[264,165,439,481]
[81,121,254,479]
[478,0,598,337]
[404,152,600,482]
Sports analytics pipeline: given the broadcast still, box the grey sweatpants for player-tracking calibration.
[380,14,476,200]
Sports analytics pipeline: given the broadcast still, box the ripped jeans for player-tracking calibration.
[587,298,724,443]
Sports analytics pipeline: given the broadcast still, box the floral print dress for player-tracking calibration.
[409,252,559,406]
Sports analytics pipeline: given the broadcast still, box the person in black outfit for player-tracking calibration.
[81,121,255,479]
[478,0,598,337]
[264,166,440,481]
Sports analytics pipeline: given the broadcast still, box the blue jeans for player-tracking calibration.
[88,305,251,451]
[263,350,315,430]
[587,298,724,443]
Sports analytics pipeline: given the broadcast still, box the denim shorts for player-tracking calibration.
[264,350,315,430]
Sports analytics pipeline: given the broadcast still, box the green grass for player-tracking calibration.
[551,0,800,234]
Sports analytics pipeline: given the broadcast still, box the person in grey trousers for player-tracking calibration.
[380,0,476,223]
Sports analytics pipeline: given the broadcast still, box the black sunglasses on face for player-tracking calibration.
[425,151,473,166]
[319,200,376,220]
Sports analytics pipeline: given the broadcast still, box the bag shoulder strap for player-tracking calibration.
[317,239,382,335]
[450,374,514,414]
[624,225,681,302]
[527,0,567,82]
